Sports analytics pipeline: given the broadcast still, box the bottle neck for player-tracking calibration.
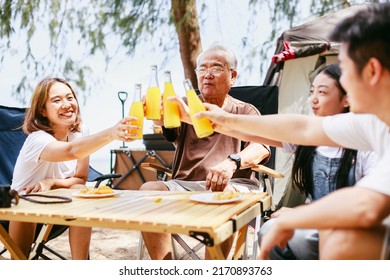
[164,72,172,83]
[149,67,159,87]
[133,85,142,102]
[183,79,194,92]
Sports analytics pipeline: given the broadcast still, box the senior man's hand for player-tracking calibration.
[206,159,237,191]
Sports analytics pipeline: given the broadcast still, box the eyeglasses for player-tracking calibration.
[194,66,230,76]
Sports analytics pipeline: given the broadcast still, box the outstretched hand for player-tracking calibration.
[167,96,191,124]
[270,207,293,219]
[113,116,141,141]
[195,103,234,132]
[258,220,294,260]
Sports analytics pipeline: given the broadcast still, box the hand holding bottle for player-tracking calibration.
[183,79,214,138]
[166,95,191,124]
[111,116,141,141]
[195,102,237,134]
[128,84,144,139]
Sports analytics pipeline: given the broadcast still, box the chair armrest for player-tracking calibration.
[141,163,173,178]
[93,173,122,188]
[251,164,284,179]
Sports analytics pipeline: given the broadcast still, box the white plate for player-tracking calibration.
[72,189,122,198]
[189,192,242,204]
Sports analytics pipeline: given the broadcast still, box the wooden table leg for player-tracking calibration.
[29,224,54,260]
[232,225,248,260]
[206,245,225,260]
[0,223,27,260]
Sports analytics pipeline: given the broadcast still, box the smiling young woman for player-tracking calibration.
[8,77,140,259]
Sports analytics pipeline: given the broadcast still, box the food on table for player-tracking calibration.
[213,191,239,200]
[79,185,114,195]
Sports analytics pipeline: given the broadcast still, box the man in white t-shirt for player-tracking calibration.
[197,3,390,259]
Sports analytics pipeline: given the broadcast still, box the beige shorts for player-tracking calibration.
[163,178,261,193]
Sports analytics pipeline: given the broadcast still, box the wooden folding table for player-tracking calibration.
[0,189,271,260]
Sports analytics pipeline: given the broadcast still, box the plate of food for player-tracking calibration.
[189,191,242,204]
[72,185,122,198]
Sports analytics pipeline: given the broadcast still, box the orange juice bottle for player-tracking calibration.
[128,84,144,139]
[183,78,214,138]
[145,65,161,120]
[163,71,181,128]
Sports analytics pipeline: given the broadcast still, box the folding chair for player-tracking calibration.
[137,85,283,260]
[275,176,307,210]
[0,105,119,259]
[0,105,68,259]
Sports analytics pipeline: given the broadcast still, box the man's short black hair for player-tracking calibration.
[330,3,390,74]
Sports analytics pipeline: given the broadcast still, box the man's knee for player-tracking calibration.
[321,227,385,260]
[140,181,168,191]
[320,229,375,259]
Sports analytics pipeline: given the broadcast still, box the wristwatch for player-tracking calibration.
[228,154,241,170]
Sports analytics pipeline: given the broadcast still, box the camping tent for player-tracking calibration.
[262,4,369,203]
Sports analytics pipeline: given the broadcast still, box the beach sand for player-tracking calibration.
[1,227,256,260]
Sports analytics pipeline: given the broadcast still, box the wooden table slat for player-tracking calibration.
[0,188,271,260]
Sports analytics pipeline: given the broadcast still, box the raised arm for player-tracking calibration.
[40,116,138,162]
[258,187,390,259]
[197,103,337,147]
[213,128,284,148]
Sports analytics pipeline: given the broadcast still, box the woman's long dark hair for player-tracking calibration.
[291,64,357,196]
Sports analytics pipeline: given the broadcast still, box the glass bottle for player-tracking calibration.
[183,78,214,138]
[163,71,181,128]
[128,83,144,139]
[145,65,161,120]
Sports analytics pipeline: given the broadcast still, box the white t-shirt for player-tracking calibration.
[282,142,378,182]
[11,131,79,192]
[323,113,390,196]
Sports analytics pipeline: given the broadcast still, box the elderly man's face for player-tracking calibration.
[196,49,237,103]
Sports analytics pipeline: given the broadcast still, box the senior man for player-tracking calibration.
[197,3,390,260]
[140,42,270,260]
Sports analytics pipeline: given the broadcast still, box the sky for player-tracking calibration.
[1,1,290,174]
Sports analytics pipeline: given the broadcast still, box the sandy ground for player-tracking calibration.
[43,228,153,260]
[1,227,256,260]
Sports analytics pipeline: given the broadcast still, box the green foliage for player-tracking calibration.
[0,0,14,38]
[0,0,382,104]
[0,0,178,104]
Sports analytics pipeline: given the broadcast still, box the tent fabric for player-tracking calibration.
[264,4,369,85]
[272,41,329,64]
